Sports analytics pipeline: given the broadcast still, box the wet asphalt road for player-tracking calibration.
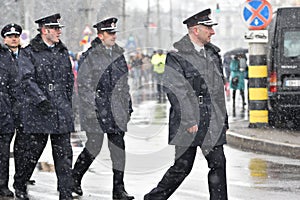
[6,83,300,200]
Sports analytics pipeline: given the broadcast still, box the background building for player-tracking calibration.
[1,0,299,55]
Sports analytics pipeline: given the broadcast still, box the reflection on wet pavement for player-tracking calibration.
[249,158,268,180]
[248,157,300,193]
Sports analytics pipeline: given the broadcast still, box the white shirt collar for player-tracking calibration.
[191,41,204,52]
[44,41,55,48]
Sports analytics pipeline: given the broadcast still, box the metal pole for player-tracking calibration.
[146,0,150,50]
[16,0,22,26]
[157,0,161,48]
[169,0,173,45]
[248,42,268,128]
[122,0,126,39]
[24,0,35,31]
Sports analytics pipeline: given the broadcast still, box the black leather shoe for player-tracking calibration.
[15,189,29,200]
[72,184,83,196]
[144,194,151,200]
[113,190,135,200]
[59,192,73,200]
[0,187,14,197]
[26,180,36,185]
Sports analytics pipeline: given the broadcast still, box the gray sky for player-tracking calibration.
[125,0,246,12]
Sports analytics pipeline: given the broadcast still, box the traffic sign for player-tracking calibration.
[242,0,273,30]
[83,25,92,35]
[244,30,268,43]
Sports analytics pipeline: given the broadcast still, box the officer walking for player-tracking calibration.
[72,17,134,200]
[0,25,20,198]
[13,13,74,200]
[144,8,229,200]
[2,23,37,190]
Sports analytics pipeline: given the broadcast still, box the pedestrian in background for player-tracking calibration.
[131,51,143,87]
[0,24,20,198]
[151,49,166,103]
[13,13,74,200]
[141,53,152,84]
[72,17,134,200]
[144,8,228,200]
[222,54,232,101]
[229,54,247,117]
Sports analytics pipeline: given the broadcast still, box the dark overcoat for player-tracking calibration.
[164,35,228,152]
[18,34,74,134]
[0,44,18,134]
[77,37,133,134]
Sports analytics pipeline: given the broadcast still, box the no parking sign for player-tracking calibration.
[242,0,273,30]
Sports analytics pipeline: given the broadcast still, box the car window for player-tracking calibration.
[283,30,300,58]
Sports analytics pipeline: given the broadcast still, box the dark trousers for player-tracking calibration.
[155,73,165,102]
[144,145,227,200]
[13,132,73,194]
[13,127,31,191]
[72,131,126,191]
[232,89,245,116]
[0,133,14,188]
[232,89,245,106]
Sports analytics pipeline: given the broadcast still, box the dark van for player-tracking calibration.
[267,7,300,127]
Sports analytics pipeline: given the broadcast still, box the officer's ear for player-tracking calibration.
[189,25,200,36]
[40,26,49,35]
[97,31,104,40]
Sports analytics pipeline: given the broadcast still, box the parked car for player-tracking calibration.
[267,7,300,128]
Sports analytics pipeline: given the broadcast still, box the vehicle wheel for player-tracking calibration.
[268,110,277,128]
[269,110,286,128]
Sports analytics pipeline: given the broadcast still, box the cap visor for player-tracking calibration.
[4,32,21,36]
[102,28,119,33]
[44,23,64,28]
[199,21,218,26]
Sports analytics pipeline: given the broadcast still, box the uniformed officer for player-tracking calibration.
[1,23,40,192]
[0,31,19,198]
[72,17,134,200]
[13,13,74,200]
[2,23,37,190]
[144,8,229,200]
[1,23,22,59]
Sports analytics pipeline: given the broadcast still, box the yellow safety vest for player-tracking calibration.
[151,54,166,74]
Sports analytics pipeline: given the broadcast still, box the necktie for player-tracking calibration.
[199,49,206,58]
[107,48,112,57]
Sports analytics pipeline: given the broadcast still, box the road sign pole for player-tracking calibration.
[242,0,272,128]
[248,41,268,128]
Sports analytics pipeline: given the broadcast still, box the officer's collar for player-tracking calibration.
[191,40,204,52]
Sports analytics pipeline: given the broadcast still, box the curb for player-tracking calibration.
[226,131,300,159]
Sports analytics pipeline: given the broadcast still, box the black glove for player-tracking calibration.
[38,100,52,115]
